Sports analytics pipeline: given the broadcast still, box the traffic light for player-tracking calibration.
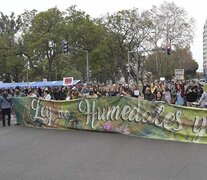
[167,46,171,55]
[63,41,69,53]
[89,70,92,77]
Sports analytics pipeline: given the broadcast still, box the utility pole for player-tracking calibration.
[85,50,89,83]
[127,50,131,87]
[62,41,89,84]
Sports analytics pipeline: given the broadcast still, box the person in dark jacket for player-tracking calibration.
[196,84,203,101]
[185,83,197,107]
[144,87,155,101]
[0,89,12,126]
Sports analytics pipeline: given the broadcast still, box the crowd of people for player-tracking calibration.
[0,80,207,127]
[142,80,207,108]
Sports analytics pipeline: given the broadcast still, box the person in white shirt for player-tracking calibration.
[197,83,207,108]
[27,90,37,97]
[43,88,51,100]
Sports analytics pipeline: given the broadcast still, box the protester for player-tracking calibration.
[0,89,12,126]
[86,88,98,98]
[142,83,150,96]
[175,82,185,106]
[185,82,197,107]
[163,86,171,103]
[53,87,61,100]
[150,82,157,95]
[13,86,25,97]
[196,84,204,101]
[59,87,67,100]
[144,87,155,101]
[43,88,51,100]
[197,83,207,108]
[65,91,71,101]
[154,91,165,102]
[27,89,37,97]
[131,85,140,98]
[69,87,82,100]
[13,86,25,125]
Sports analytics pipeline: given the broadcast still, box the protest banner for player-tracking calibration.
[12,96,207,144]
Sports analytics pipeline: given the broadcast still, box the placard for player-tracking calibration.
[63,77,73,86]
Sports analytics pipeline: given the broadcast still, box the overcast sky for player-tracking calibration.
[0,0,206,71]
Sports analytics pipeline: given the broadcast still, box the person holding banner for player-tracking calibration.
[0,89,12,126]
[13,86,25,125]
[197,83,207,108]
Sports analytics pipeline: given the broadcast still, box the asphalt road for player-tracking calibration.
[0,124,207,180]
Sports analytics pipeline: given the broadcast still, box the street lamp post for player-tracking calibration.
[85,50,89,83]
[64,43,89,84]
[78,49,89,83]
[26,58,30,87]
[127,50,131,86]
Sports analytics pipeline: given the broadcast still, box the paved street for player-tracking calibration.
[0,124,207,180]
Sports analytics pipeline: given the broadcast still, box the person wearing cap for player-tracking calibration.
[197,83,207,108]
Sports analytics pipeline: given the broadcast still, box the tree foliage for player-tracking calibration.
[0,12,24,82]
[0,2,199,83]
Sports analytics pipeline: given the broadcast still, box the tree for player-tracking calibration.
[64,6,105,81]
[145,47,198,80]
[21,8,65,80]
[99,8,153,84]
[145,1,195,77]
[0,12,24,82]
[0,2,198,83]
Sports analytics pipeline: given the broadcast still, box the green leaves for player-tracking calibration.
[0,2,198,83]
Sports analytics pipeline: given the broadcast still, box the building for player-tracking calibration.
[203,20,207,80]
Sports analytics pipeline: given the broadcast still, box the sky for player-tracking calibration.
[0,0,206,72]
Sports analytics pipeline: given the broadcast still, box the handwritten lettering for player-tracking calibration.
[27,98,207,143]
[30,99,52,125]
[78,99,183,131]
[192,116,207,142]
